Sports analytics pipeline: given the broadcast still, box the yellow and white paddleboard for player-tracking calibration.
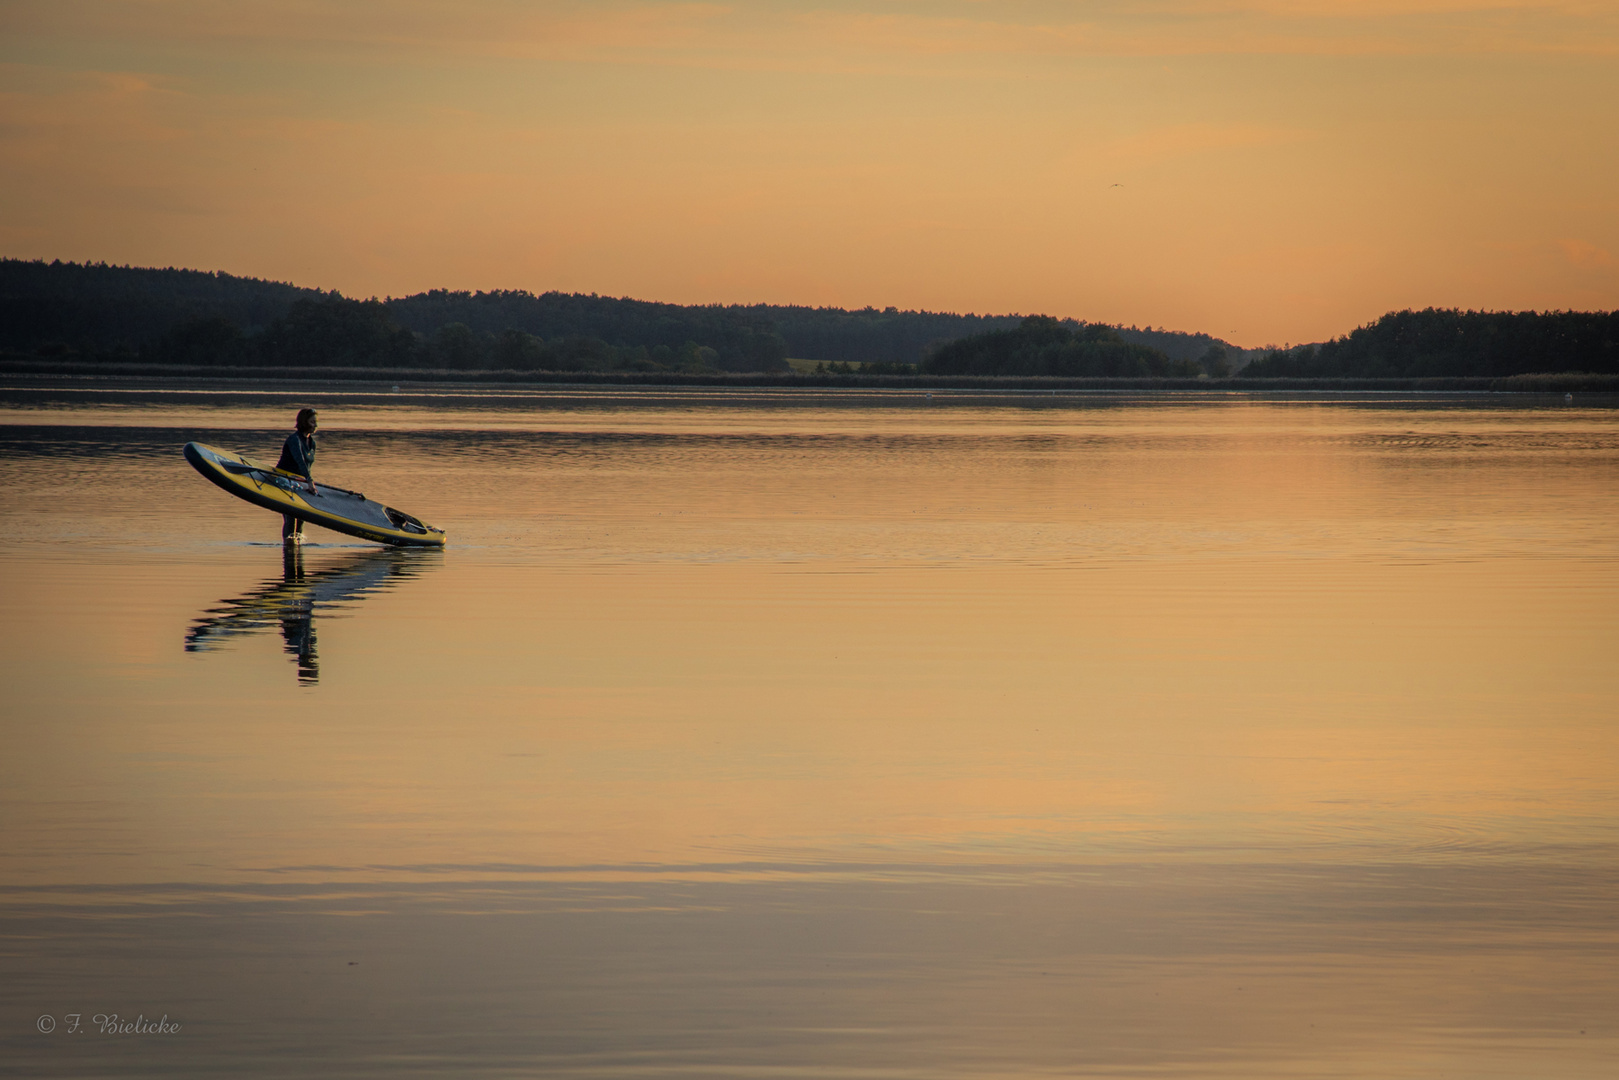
[184,442,446,547]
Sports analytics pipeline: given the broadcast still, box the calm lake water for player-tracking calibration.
[2,383,1616,1078]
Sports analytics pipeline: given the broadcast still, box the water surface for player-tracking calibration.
[2,386,1616,1077]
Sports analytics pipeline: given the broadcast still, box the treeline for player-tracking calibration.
[1112,324,1239,364]
[0,259,1231,371]
[6,260,1614,379]
[383,290,789,372]
[1241,308,1619,378]
[150,297,770,373]
[734,304,1022,366]
[0,261,792,374]
[923,316,1228,378]
[0,259,315,356]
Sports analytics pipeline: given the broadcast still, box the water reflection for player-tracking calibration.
[7,395,1619,1079]
[185,547,439,683]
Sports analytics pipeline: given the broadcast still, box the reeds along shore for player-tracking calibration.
[3,357,1618,394]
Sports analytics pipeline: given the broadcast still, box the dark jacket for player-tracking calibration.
[277,432,317,478]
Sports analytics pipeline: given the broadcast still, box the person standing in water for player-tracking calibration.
[278,408,319,544]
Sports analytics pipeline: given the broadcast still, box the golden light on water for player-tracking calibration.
[5,396,1616,882]
[4,392,1618,1075]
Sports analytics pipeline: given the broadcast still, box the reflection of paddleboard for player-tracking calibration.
[185,549,413,654]
[186,547,437,682]
[184,442,446,547]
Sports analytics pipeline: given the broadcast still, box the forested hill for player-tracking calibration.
[1241,308,1619,378]
[924,316,1203,378]
[384,297,1232,367]
[387,292,994,366]
[1113,325,1241,364]
[0,258,1233,372]
[732,304,1022,365]
[383,290,790,372]
[5,260,1612,377]
[0,261,792,372]
[0,259,322,351]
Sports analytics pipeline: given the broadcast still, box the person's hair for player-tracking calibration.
[295,408,318,433]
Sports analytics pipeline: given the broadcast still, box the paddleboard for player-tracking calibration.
[184,441,446,547]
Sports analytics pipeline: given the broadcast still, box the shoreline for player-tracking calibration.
[3,360,1618,395]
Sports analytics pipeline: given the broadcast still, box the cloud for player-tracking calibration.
[1558,238,1613,269]
[0,66,191,158]
[7,0,1618,64]
[1101,123,1307,166]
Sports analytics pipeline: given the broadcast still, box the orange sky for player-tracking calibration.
[2,0,1616,344]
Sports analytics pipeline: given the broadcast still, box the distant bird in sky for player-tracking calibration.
[1110,183,1123,187]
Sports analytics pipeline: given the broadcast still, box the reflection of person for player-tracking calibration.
[277,408,319,545]
[279,545,319,683]
[187,548,424,685]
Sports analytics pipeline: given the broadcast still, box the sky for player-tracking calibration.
[1,1,1616,345]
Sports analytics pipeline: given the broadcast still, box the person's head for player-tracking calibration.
[295,408,319,435]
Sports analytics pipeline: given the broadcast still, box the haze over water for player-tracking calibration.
[2,385,1616,1078]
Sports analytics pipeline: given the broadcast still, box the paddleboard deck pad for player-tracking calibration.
[185,442,446,547]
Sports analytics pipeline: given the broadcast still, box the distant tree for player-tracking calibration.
[1240,309,1619,378]
[1115,325,1239,365]
[738,303,1022,365]
[1197,344,1232,378]
[1239,344,1321,377]
[256,298,420,367]
[384,289,790,372]
[431,322,486,369]
[676,342,722,372]
[549,336,613,371]
[12,258,1615,380]
[613,345,661,372]
[492,328,547,370]
[0,258,317,358]
[924,315,1174,377]
[149,316,250,366]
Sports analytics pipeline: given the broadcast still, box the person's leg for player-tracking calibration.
[282,514,298,542]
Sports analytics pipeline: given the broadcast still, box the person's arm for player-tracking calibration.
[301,439,318,495]
[285,434,317,493]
